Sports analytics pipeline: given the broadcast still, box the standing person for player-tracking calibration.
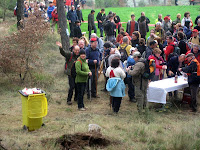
[145,41,157,59]
[74,20,82,38]
[126,52,149,114]
[174,13,181,24]
[67,5,78,38]
[138,16,147,39]
[47,1,55,22]
[76,5,84,23]
[78,39,86,51]
[188,29,200,46]
[88,10,97,39]
[177,32,189,55]
[80,0,86,9]
[194,20,200,32]
[155,22,165,42]
[147,29,158,47]
[51,7,58,33]
[90,33,104,53]
[86,38,102,98]
[106,58,126,113]
[75,50,92,111]
[113,13,121,34]
[186,44,200,63]
[155,14,163,24]
[56,42,80,105]
[179,53,200,112]
[104,15,116,42]
[181,12,193,29]
[190,0,195,5]
[175,0,178,5]
[126,14,138,36]
[137,12,150,33]
[118,36,131,62]
[162,16,171,33]
[96,9,106,37]
[164,36,175,61]
[131,31,140,47]
[74,0,79,9]
[137,38,146,55]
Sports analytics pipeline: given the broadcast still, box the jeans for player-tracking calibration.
[112,97,122,113]
[77,82,86,109]
[89,26,97,39]
[67,75,78,102]
[127,77,135,100]
[98,23,104,37]
[69,22,75,37]
[189,84,199,111]
[87,68,98,97]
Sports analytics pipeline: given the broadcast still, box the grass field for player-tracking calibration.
[0,5,200,150]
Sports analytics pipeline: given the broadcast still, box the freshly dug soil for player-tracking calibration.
[56,132,112,150]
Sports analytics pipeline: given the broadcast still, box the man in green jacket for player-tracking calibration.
[56,42,80,105]
[126,52,149,114]
[75,50,92,111]
[88,10,97,39]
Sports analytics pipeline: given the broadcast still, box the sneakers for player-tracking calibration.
[67,101,72,105]
[78,108,86,111]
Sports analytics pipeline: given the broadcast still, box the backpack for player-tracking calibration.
[119,45,128,62]
[141,59,156,80]
[167,44,180,62]
[71,59,82,78]
[64,53,73,74]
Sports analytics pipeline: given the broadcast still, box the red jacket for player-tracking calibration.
[164,42,175,61]
[51,10,58,21]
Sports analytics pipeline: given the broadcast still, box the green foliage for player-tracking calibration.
[95,0,119,8]
[32,72,54,88]
[138,0,146,7]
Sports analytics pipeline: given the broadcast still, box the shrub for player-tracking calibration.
[138,0,146,7]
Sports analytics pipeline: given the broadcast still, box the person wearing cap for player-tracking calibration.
[186,44,200,63]
[67,5,78,38]
[179,53,200,112]
[194,19,200,32]
[56,42,80,105]
[47,1,55,21]
[51,7,58,33]
[96,9,106,37]
[75,49,92,111]
[90,33,104,53]
[189,29,200,46]
[88,10,97,39]
[126,51,149,114]
[74,20,82,38]
[162,16,171,33]
[85,37,102,98]
[126,47,137,102]
[76,5,84,23]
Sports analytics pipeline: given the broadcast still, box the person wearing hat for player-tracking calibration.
[74,20,82,38]
[162,16,171,33]
[85,37,102,98]
[76,5,84,23]
[88,10,97,39]
[126,51,149,114]
[67,5,78,38]
[47,1,55,21]
[189,29,200,46]
[75,49,92,111]
[179,53,200,112]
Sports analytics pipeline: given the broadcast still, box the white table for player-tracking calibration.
[147,76,188,104]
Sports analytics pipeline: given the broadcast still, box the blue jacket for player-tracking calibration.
[67,10,78,23]
[86,46,102,69]
[127,55,135,78]
[106,77,126,97]
[47,6,55,19]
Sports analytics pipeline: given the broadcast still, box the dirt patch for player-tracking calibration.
[56,132,112,150]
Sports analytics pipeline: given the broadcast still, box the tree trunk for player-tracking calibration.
[164,0,167,5]
[57,0,70,51]
[17,0,24,29]
[133,0,136,7]
[3,9,6,21]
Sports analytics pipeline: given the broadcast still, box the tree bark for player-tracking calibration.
[57,0,70,51]
[3,8,6,21]
[17,0,24,29]
[133,0,136,7]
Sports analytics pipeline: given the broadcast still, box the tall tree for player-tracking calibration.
[57,0,70,51]
[0,0,14,21]
[133,0,136,7]
[17,0,24,29]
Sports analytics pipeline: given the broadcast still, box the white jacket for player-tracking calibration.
[105,66,126,80]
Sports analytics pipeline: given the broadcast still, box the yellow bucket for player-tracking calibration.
[19,91,48,131]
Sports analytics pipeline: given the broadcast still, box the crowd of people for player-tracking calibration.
[15,1,200,114]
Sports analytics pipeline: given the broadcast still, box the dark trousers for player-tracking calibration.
[67,75,78,102]
[77,82,86,109]
[87,68,98,96]
[104,77,109,90]
[189,84,199,111]
[89,26,97,39]
[69,22,75,37]
[112,97,122,113]
[98,23,104,37]
[127,77,135,100]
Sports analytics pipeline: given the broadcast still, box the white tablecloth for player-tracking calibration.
[147,76,188,104]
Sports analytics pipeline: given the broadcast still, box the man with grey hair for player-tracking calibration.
[91,33,104,53]
[126,51,149,114]
[118,36,132,62]
[179,53,200,112]
[78,40,85,51]
[155,22,165,41]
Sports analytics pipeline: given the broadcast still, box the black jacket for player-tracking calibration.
[76,10,84,22]
[131,39,139,47]
[167,56,180,76]
[104,20,115,36]
[137,16,150,32]
[74,25,82,38]
[178,40,187,55]
[96,12,106,28]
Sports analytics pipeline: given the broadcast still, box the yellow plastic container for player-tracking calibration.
[19,91,48,131]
